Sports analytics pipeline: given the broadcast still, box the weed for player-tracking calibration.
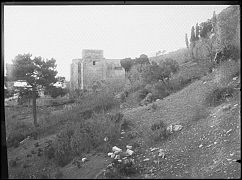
[44,145,55,159]
[54,169,64,179]
[150,121,169,142]
[151,103,158,111]
[44,111,123,167]
[205,86,235,106]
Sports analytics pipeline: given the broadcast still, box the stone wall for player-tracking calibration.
[70,50,125,92]
[83,58,106,90]
[70,59,80,91]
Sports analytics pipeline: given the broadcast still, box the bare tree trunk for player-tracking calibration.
[32,90,38,127]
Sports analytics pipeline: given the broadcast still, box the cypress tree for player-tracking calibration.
[190,26,196,43]
[195,23,199,40]
[185,33,189,48]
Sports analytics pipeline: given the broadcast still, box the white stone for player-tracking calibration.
[126,149,134,156]
[115,155,120,159]
[112,146,122,153]
[199,144,203,148]
[143,158,150,161]
[118,159,122,162]
[82,158,87,162]
[158,149,165,158]
[167,125,173,133]
[107,163,113,167]
[104,137,108,141]
[108,152,114,156]
[173,125,183,132]
[111,154,115,158]
[233,77,238,81]
[150,147,159,152]
[126,145,132,149]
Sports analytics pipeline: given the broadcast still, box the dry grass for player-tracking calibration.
[43,111,124,167]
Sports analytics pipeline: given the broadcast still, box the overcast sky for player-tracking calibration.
[4,5,229,80]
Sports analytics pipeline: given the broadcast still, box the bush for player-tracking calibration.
[53,125,74,167]
[45,111,123,167]
[205,86,235,106]
[136,89,149,102]
[7,122,36,148]
[149,121,169,142]
[151,82,170,100]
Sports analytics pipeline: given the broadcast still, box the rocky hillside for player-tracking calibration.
[120,60,241,178]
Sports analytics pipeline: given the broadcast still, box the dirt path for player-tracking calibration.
[61,153,111,179]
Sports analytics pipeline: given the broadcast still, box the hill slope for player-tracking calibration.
[121,61,241,178]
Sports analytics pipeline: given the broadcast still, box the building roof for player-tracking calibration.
[13,81,32,88]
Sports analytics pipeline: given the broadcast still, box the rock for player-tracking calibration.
[167,125,173,133]
[143,158,150,162]
[126,145,132,149]
[233,77,238,81]
[82,158,87,162]
[114,155,120,159]
[108,152,114,156]
[156,99,160,102]
[199,144,203,148]
[107,163,113,168]
[112,146,122,153]
[118,159,122,162]
[126,149,134,156]
[173,124,183,132]
[158,149,165,158]
[104,137,108,142]
[111,154,115,158]
[222,104,232,111]
[150,148,159,152]
[20,136,31,145]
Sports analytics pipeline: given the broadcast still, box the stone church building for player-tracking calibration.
[70,49,125,91]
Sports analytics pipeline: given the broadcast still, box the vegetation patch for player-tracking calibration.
[205,86,235,107]
[44,111,124,167]
[149,121,170,143]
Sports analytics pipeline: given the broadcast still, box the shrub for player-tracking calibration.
[136,88,149,102]
[151,82,170,100]
[54,169,64,179]
[205,86,235,106]
[53,126,74,167]
[6,122,36,148]
[151,103,158,111]
[45,111,123,167]
[44,144,55,160]
[150,121,169,142]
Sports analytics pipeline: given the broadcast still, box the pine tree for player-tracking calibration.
[195,23,199,40]
[185,33,189,48]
